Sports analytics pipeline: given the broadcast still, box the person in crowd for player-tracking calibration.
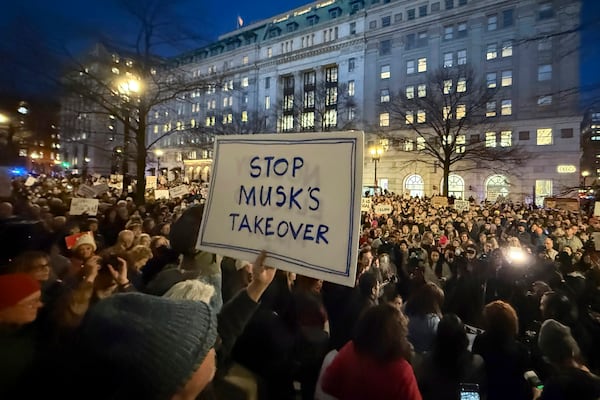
[124,244,153,290]
[473,300,532,400]
[321,303,422,400]
[414,314,486,400]
[405,281,444,354]
[101,229,135,257]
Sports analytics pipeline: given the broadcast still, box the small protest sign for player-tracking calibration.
[146,176,157,190]
[374,204,393,215]
[25,177,37,187]
[154,189,170,199]
[92,183,109,196]
[361,197,372,212]
[431,196,449,208]
[169,185,189,199]
[70,198,99,215]
[196,131,363,287]
[77,184,97,198]
[454,199,470,212]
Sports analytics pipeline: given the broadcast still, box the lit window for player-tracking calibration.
[537,95,552,106]
[302,112,315,130]
[265,96,271,110]
[501,70,512,87]
[191,119,196,128]
[242,55,249,65]
[500,130,512,146]
[406,86,415,99]
[487,15,497,31]
[406,113,414,124]
[486,43,497,60]
[538,64,552,81]
[456,134,466,153]
[486,131,497,147]
[444,52,453,68]
[501,99,512,115]
[406,60,415,74]
[456,104,466,119]
[502,41,513,57]
[537,128,553,145]
[457,49,467,65]
[241,111,248,122]
[379,112,390,127]
[404,139,414,151]
[381,64,391,79]
[418,57,427,73]
[417,110,426,123]
[417,137,426,150]
[487,72,497,88]
[381,89,390,103]
[457,78,466,93]
[348,80,355,96]
[443,80,453,94]
[443,106,451,120]
[267,47,272,57]
[242,77,249,87]
[154,126,159,134]
[486,101,496,117]
[418,84,427,98]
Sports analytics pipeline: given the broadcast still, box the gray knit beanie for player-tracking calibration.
[80,292,217,400]
[538,318,580,363]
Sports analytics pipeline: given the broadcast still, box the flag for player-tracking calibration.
[237,15,244,28]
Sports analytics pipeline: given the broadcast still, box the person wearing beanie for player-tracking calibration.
[0,273,43,396]
[534,319,600,400]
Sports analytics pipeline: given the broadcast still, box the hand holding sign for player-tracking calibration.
[246,250,277,302]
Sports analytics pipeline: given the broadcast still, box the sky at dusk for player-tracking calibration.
[0,0,598,104]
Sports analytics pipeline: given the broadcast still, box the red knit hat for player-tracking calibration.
[0,273,41,311]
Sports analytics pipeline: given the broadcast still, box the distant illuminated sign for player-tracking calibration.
[557,165,576,173]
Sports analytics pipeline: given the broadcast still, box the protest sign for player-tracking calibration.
[454,199,470,212]
[70,198,99,215]
[146,176,157,190]
[594,202,600,217]
[431,196,449,208]
[374,204,393,215]
[196,131,363,287]
[77,184,97,198]
[25,176,37,187]
[92,183,109,196]
[169,185,190,199]
[361,197,372,212]
[154,189,170,199]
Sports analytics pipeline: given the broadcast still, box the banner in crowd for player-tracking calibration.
[146,176,157,190]
[77,184,97,198]
[361,197,372,212]
[169,185,189,199]
[454,199,470,212]
[70,198,99,215]
[92,183,109,196]
[374,204,393,215]
[196,131,364,287]
[431,196,449,208]
[154,189,170,199]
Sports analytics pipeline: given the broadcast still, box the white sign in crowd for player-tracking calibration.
[197,131,363,287]
[69,198,99,216]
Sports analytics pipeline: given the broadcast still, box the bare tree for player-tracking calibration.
[381,65,532,197]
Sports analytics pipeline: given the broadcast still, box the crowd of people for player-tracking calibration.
[1,175,600,400]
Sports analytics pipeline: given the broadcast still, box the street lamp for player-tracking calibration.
[369,146,384,187]
[154,149,163,177]
[582,170,590,188]
[116,77,142,191]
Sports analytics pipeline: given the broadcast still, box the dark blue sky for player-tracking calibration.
[0,0,599,106]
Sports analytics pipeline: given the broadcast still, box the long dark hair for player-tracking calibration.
[432,314,470,374]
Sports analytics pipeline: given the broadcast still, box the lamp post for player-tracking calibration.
[369,146,383,187]
[116,78,142,192]
[154,149,163,177]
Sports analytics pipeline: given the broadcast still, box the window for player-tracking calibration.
[457,78,466,92]
[538,95,552,106]
[487,43,497,60]
[241,111,248,122]
[395,13,402,22]
[419,5,427,17]
[267,47,272,58]
[561,128,574,138]
[431,2,440,12]
[539,3,554,20]
[536,128,553,145]
[265,77,271,89]
[406,85,415,99]
[535,180,553,207]
[445,0,454,9]
[457,22,467,38]
[407,60,415,74]
[349,58,356,72]
[348,80,355,96]
[417,57,427,73]
[405,33,416,50]
[486,131,497,147]
[417,110,426,123]
[519,131,530,140]
[407,9,415,20]
[458,0,467,5]
[538,38,552,51]
[486,101,496,117]
[417,31,428,47]
[444,26,453,40]
[443,52,453,68]
[242,76,249,87]
[503,9,514,27]
[457,49,467,65]
[501,70,512,87]
[382,16,391,27]
[326,66,338,82]
[487,72,497,88]
[418,84,427,97]
[456,104,466,119]
[443,106,451,120]
[381,89,390,102]
[301,112,314,130]
[488,15,497,31]
[443,79,453,94]
[501,100,512,116]
[500,130,512,147]
[265,96,271,110]
[406,113,414,124]
[379,112,390,127]
[404,139,415,151]
[456,135,466,153]
[350,22,356,34]
[538,65,552,81]
[242,55,249,65]
[470,134,480,144]
[380,39,391,55]
[369,20,377,30]
[502,41,513,57]
[381,64,391,79]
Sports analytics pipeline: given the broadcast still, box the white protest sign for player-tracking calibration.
[169,185,189,199]
[69,198,99,215]
[594,202,600,217]
[77,184,97,198]
[25,176,37,187]
[361,197,372,212]
[374,204,393,215]
[92,183,109,196]
[146,176,157,190]
[196,131,363,287]
[454,199,470,212]
[154,189,170,199]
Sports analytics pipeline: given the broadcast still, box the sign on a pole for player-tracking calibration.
[69,198,99,215]
[361,197,372,212]
[196,131,364,287]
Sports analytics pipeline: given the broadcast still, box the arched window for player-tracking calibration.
[485,174,510,201]
[441,174,465,199]
[404,174,424,197]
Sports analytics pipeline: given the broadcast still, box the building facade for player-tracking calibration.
[151,0,581,204]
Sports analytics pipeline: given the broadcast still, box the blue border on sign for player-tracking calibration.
[199,137,358,277]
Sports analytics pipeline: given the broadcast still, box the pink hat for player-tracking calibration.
[438,235,449,247]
